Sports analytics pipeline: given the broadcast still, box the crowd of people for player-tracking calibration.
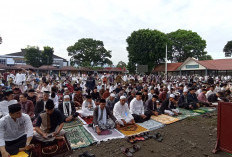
[0,68,231,156]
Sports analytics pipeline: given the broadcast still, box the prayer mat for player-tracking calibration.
[11,151,28,157]
[63,117,84,129]
[192,109,207,114]
[151,114,179,124]
[137,119,164,131]
[83,125,125,142]
[64,125,95,149]
[30,135,72,157]
[120,124,138,131]
[79,117,93,125]
[176,108,201,120]
[119,124,148,136]
[199,107,216,112]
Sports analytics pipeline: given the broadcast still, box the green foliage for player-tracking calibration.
[126,29,169,73]
[24,46,54,67]
[67,38,113,67]
[116,61,127,68]
[168,29,207,62]
[41,46,54,65]
[24,46,42,67]
[223,40,232,54]
[198,54,213,60]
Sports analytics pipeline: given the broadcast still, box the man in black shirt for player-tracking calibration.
[34,99,65,142]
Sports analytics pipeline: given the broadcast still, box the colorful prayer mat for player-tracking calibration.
[199,107,216,112]
[119,124,148,136]
[176,108,201,120]
[63,117,84,129]
[83,125,125,142]
[151,114,179,124]
[79,117,93,125]
[64,125,95,149]
[137,119,164,131]
[30,136,72,157]
[11,151,28,157]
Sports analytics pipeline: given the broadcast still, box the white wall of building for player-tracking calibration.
[181,60,206,71]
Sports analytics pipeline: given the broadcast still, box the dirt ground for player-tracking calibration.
[71,112,230,157]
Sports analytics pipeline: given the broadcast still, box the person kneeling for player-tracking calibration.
[93,99,119,135]
[58,95,79,122]
[113,96,135,127]
[0,103,34,157]
[34,100,65,142]
[159,94,180,116]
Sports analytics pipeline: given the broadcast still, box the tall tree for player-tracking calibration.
[24,46,42,67]
[41,46,54,65]
[116,61,127,68]
[0,36,2,45]
[67,38,112,67]
[168,29,207,62]
[198,54,213,60]
[127,29,169,73]
[223,41,232,56]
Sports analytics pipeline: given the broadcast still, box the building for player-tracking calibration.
[0,49,68,68]
[153,57,232,76]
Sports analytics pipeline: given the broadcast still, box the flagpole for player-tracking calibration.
[165,44,167,81]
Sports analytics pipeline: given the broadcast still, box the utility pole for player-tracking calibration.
[165,44,167,80]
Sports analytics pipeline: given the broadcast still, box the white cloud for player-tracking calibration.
[0,0,232,65]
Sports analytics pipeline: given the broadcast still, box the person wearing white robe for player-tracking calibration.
[14,70,26,92]
[113,96,135,126]
[78,95,96,117]
[0,91,17,117]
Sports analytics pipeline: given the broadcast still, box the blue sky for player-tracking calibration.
[0,0,232,65]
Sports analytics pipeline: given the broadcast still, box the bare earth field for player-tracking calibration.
[71,112,230,157]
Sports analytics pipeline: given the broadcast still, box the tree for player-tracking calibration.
[127,29,169,73]
[198,54,213,60]
[24,46,54,67]
[41,46,54,65]
[67,38,113,67]
[116,61,127,68]
[0,36,2,45]
[167,29,207,62]
[223,41,232,56]
[24,46,42,67]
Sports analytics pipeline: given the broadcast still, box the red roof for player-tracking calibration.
[197,59,232,70]
[153,63,183,72]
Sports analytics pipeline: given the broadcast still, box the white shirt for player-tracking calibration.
[206,90,214,98]
[113,101,133,120]
[130,98,144,115]
[0,100,18,116]
[0,114,33,146]
[14,73,26,85]
[82,100,96,111]
[50,95,59,108]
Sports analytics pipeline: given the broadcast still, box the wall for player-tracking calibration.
[181,60,206,71]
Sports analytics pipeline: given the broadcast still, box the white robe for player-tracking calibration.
[0,100,18,117]
[113,101,133,125]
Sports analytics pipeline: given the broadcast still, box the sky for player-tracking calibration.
[0,0,232,65]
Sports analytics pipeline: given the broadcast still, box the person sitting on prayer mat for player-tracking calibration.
[130,92,151,123]
[93,99,120,135]
[34,99,65,142]
[145,95,159,117]
[159,94,180,116]
[78,95,96,117]
[0,90,18,118]
[58,95,79,122]
[34,90,52,118]
[178,89,192,109]
[0,103,34,157]
[113,96,135,126]
[187,88,201,110]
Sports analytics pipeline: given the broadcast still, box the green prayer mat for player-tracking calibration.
[63,118,84,129]
[199,107,216,112]
[176,108,201,120]
[64,125,95,149]
[192,109,207,114]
